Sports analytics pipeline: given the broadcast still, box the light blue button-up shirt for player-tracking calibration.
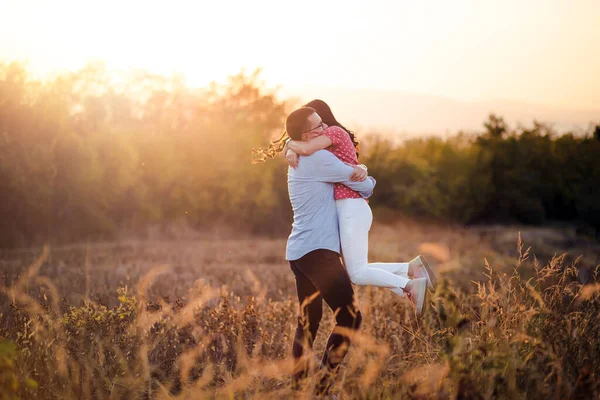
[286,150,376,261]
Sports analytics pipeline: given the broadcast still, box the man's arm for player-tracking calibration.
[305,150,376,198]
[350,176,376,199]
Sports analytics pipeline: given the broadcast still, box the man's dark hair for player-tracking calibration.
[285,107,316,141]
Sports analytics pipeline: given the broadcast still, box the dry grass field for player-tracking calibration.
[1,218,599,399]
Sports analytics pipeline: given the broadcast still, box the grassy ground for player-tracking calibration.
[1,219,599,399]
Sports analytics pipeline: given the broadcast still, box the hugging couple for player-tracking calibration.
[261,99,437,394]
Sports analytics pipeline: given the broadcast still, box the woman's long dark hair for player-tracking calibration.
[251,129,289,163]
[303,99,359,158]
[252,99,359,163]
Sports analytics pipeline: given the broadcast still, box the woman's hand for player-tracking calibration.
[285,149,299,168]
[349,165,368,182]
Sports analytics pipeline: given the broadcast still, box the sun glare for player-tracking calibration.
[1,0,599,108]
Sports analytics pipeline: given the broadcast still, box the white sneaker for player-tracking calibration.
[405,278,428,317]
[410,255,437,291]
[390,286,407,298]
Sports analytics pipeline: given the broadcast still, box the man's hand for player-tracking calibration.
[349,165,368,182]
[285,149,299,168]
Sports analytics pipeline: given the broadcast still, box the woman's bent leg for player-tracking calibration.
[368,262,409,277]
[337,199,410,290]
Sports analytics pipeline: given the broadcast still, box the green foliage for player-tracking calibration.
[0,63,290,247]
[363,115,600,230]
[61,287,137,337]
[1,63,599,248]
[0,340,19,399]
[0,340,37,400]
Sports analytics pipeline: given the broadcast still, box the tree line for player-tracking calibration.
[1,62,598,248]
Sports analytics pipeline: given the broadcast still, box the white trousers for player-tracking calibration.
[337,198,410,294]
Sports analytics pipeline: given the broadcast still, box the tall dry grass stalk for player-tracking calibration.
[1,234,599,399]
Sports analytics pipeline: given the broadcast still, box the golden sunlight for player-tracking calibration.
[2,0,599,109]
[1,1,600,399]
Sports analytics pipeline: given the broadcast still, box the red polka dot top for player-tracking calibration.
[322,126,362,200]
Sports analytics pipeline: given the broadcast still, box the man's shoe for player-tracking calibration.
[410,255,437,291]
[405,278,427,317]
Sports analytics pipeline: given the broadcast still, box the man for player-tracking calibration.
[284,107,375,394]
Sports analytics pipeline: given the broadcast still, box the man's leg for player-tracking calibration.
[292,249,362,393]
[289,259,323,388]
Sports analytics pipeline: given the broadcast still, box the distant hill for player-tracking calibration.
[279,86,599,138]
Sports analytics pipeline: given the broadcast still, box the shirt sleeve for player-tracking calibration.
[305,150,376,197]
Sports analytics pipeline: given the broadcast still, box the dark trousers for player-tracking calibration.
[289,249,362,390]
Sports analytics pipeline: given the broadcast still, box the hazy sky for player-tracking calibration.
[1,0,599,109]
